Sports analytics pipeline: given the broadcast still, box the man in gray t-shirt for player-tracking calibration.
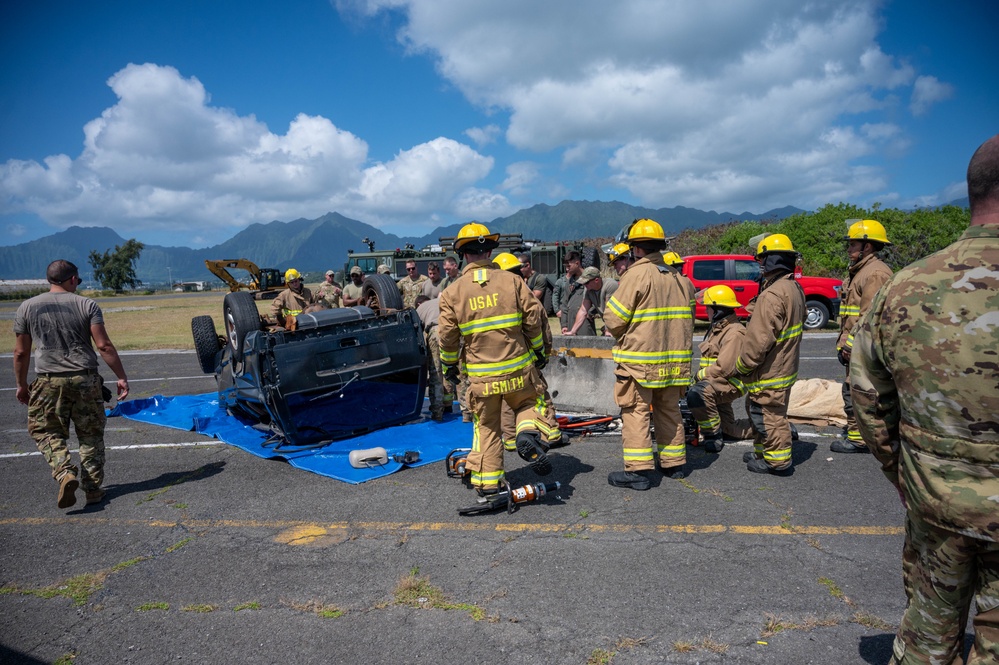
[13,259,129,509]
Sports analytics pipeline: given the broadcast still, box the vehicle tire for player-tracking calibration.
[223,291,261,360]
[191,315,222,374]
[582,246,601,270]
[361,274,403,313]
[804,299,830,330]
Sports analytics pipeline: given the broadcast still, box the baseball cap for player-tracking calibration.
[349,266,363,276]
[376,265,391,275]
[325,269,335,277]
[576,266,601,285]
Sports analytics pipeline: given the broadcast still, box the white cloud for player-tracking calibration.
[348,0,944,212]
[464,124,501,147]
[5,224,27,238]
[0,63,496,245]
[500,162,540,197]
[910,75,954,116]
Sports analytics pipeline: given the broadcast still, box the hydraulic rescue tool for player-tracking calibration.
[458,480,562,516]
[445,448,471,478]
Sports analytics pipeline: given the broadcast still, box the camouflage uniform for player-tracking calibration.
[315,280,342,308]
[398,274,429,309]
[836,251,892,447]
[851,223,999,664]
[415,298,453,419]
[28,373,106,490]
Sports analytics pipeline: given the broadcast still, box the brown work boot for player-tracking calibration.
[57,474,79,509]
[85,489,106,505]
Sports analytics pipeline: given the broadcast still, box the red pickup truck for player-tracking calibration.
[679,254,841,329]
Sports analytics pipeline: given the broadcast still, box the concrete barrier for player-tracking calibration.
[545,335,619,414]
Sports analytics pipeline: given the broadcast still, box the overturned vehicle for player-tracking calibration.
[191,274,428,449]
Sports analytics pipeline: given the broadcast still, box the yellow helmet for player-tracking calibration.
[845,219,891,246]
[607,242,632,263]
[284,268,302,283]
[662,251,684,266]
[627,218,666,243]
[701,285,740,309]
[493,252,522,272]
[755,233,795,256]
[454,221,500,253]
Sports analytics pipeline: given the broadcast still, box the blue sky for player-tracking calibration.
[1,0,996,248]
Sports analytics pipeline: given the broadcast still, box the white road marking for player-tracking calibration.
[0,441,221,459]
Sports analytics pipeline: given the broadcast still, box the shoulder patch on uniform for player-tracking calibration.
[473,268,490,285]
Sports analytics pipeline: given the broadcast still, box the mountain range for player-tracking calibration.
[0,200,805,283]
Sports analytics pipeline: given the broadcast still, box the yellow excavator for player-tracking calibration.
[204,259,285,300]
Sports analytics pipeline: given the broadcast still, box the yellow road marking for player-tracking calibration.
[0,516,903,538]
[558,347,613,359]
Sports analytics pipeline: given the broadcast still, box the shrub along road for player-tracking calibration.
[0,335,905,664]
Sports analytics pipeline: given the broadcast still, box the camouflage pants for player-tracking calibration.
[424,327,454,416]
[27,373,106,492]
[614,374,685,472]
[890,514,999,664]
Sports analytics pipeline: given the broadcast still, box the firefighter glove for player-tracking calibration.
[444,364,461,384]
[534,349,547,370]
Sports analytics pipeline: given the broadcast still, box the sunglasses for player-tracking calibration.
[406,267,418,271]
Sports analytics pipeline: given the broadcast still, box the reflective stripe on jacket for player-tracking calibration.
[438,261,546,381]
[734,274,805,396]
[697,314,747,394]
[603,252,693,388]
[837,253,892,351]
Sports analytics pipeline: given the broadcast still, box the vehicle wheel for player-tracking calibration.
[582,246,601,270]
[223,291,261,361]
[191,315,222,374]
[361,274,403,313]
[804,300,830,330]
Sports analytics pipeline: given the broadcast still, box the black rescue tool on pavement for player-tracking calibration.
[458,480,562,516]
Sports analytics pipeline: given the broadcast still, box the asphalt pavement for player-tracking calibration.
[1,334,909,664]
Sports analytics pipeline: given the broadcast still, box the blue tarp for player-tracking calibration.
[109,393,472,484]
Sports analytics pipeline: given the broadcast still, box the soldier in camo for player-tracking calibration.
[851,133,999,665]
[13,260,130,509]
[398,259,429,309]
[315,270,343,308]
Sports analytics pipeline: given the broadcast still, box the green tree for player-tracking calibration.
[88,239,145,292]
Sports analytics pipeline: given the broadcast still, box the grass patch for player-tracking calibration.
[817,577,853,605]
[677,478,700,493]
[233,601,261,612]
[165,537,194,553]
[53,652,78,665]
[579,509,589,518]
[182,604,217,613]
[137,602,170,611]
[851,611,894,631]
[170,503,188,510]
[0,292,228,354]
[671,635,727,654]
[586,648,615,664]
[762,612,840,637]
[285,599,344,618]
[394,567,486,621]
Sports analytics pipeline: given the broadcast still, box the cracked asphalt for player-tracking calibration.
[1,334,909,664]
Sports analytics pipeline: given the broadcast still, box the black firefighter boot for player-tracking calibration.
[516,431,552,476]
[701,431,724,454]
